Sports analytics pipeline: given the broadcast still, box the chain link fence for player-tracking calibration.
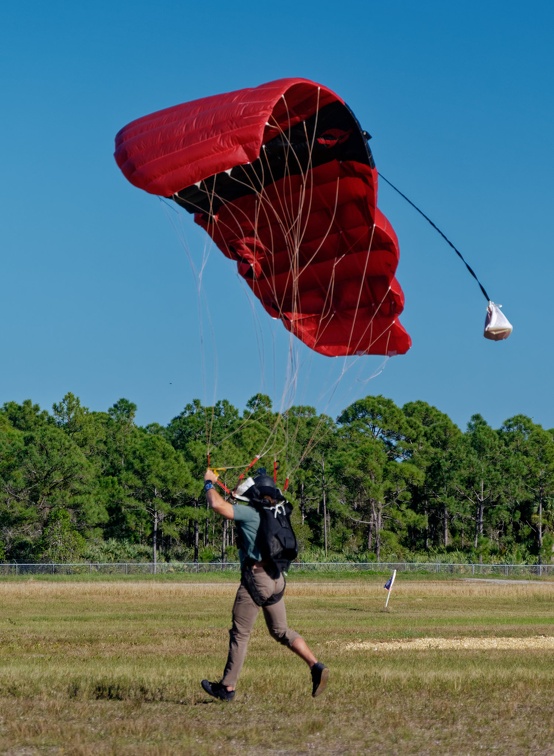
[0,562,553,577]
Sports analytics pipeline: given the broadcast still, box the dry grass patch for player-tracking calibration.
[0,577,553,754]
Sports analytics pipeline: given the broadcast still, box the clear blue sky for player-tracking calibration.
[2,1,553,431]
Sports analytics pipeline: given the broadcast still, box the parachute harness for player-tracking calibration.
[264,502,287,518]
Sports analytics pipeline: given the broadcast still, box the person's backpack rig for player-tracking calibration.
[234,468,298,576]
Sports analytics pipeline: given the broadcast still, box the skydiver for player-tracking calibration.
[199,467,329,701]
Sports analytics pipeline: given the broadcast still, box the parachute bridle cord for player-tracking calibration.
[378,173,491,303]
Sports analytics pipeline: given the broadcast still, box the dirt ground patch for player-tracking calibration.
[342,636,554,651]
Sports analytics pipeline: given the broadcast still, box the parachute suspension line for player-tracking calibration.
[175,101,397,485]
[185,161,292,463]
[259,99,392,377]
[239,139,394,483]
[256,92,345,393]
[378,173,491,302]
[278,334,298,413]
[333,210,398,364]
[284,301,397,480]
[200,191,288,463]
[190,195,301,443]
[241,98,387,480]
[292,89,323,250]
[343,220,378,355]
[262,106,301,238]
[356,355,390,385]
[167,190,292,465]
[160,197,220,457]
[262,112,311,312]
[266,95,324,272]
[241,104,314,421]
[343,283,398,360]
[297,206,343,351]
[244,185,299,432]
[285,415,335,481]
[172,156,377,486]
[237,454,262,482]
[286,174,343,351]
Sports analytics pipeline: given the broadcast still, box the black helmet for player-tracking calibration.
[233,468,283,502]
[251,470,279,499]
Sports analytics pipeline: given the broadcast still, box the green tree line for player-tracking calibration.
[1,392,553,565]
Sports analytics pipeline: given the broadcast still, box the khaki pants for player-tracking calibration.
[221,564,301,687]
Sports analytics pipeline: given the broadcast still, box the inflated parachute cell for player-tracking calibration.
[114,78,411,357]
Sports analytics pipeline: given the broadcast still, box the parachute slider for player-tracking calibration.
[484,302,513,341]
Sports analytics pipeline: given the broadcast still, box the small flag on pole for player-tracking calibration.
[384,570,396,609]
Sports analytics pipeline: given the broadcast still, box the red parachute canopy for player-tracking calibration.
[114,78,411,357]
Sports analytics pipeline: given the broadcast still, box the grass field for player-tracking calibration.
[0,576,553,755]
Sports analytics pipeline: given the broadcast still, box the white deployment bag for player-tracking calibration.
[484,302,513,341]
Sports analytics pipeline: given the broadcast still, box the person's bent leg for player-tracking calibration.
[264,604,317,667]
[262,583,329,697]
[290,635,317,666]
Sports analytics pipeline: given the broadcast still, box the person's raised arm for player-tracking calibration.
[204,469,235,519]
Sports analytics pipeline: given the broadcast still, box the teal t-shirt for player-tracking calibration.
[233,503,262,566]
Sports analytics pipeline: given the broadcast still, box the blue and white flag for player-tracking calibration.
[383,570,397,608]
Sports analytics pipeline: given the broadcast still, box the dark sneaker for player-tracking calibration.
[311,662,329,697]
[201,679,235,701]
